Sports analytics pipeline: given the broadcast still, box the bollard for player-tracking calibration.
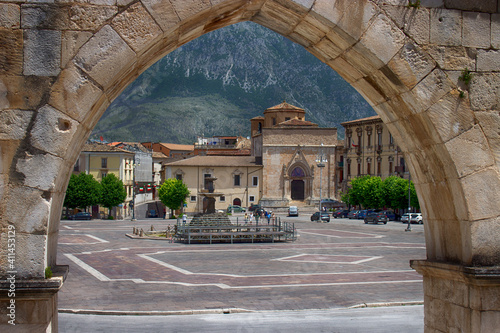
[139,229,144,237]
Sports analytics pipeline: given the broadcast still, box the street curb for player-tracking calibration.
[58,308,254,316]
[59,302,424,316]
[348,301,424,309]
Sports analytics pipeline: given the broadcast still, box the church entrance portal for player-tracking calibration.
[291,180,305,201]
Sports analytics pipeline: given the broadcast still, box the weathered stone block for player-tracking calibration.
[0,231,46,278]
[0,28,23,75]
[49,65,102,122]
[492,14,500,49]
[469,73,500,111]
[68,5,118,31]
[327,56,364,83]
[383,6,430,45]
[463,12,490,49]
[310,0,342,28]
[426,92,474,143]
[21,4,68,30]
[430,8,462,46]
[253,1,303,36]
[409,68,453,113]
[0,75,52,110]
[61,30,92,68]
[0,110,34,140]
[170,0,211,21]
[73,25,136,89]
[16,153,63,191]
[388,41,435,89]
[30,104,79,157]
[0,4,20,29]
[111,3,162,53]
[477,50,500,72]
[461,168,500,221]
[358,14,406,66]
[444,0,498,13]
[445,125,494,178]
[469,218,500,267]
[336,0,379,42]
[309,36,343,61]
[141,0,180,32]
[291,19,326,47]
[23,29,61,77]
[422,45,475,71]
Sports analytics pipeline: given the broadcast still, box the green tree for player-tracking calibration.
[158,178,190,218]
[410,181,420,210]
[360,176,384,209]
[345,175,370,208]
[64,173,101,210]
[100,173,127,218]
[382,176,409,210]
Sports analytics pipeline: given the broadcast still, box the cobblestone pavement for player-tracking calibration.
[57,213,426,313]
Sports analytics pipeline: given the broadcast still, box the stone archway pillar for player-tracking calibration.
[411,261,500,332]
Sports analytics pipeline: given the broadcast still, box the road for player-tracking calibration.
[56,212,426,332]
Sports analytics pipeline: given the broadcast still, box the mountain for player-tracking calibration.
[91,21,375,144]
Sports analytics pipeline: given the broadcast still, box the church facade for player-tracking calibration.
[251,102,341,209]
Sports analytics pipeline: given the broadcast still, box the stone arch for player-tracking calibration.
[1,1,500,332]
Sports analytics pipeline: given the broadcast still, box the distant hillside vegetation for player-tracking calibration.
[92,22,375,144]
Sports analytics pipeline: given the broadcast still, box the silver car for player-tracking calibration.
[401,213,410,223]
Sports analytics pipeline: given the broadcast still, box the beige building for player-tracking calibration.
[340,115,408,194]
[163,156,263,213]
[251,102,341,209]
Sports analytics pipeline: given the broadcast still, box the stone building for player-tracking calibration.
[251,102,341,210]
[163,156,263,214]
[340,115,408,194]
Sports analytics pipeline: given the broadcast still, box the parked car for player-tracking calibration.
[379,210,397,221]
[364,211,388,224]
[227,205,246,213]
[311,211,330,222]
[410,213,423,224]
[347,210,360,219]
[248,204,261,212]
[147,209,158,218]
[68,212,92,220]
[288,206,299,216]
[401,213,410,223]
[357,210,373,220]
[333,209,350,218]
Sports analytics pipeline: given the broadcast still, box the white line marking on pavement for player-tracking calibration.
[64,254,110,281]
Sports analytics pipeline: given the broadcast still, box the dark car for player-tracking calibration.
[310,211,330,222]
[68,212,92,220]
[147,209,158,218]
[379,210,397,221]
[347,210,359,219]
[357,210,371,219]
[333,209,350,218]
[248,204,261,212]
[364,211,388,224]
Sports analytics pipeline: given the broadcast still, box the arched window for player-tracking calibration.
[291,167,305,178]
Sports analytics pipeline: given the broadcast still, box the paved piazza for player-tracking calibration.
[57,213,425,312]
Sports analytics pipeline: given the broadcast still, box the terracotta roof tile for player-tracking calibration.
[164,155,259,167]
[265,101,305,112]
[275,119,318,127]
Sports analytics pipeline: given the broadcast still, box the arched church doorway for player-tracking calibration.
[233,198,241,206]
[291,180,305,200]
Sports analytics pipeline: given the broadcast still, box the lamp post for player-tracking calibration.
[315,143,327,212]
[132,156,140,221]
[405,172,411,232]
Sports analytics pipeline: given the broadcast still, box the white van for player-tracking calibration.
[288,206,299,216]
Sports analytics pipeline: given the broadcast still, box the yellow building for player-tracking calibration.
[163,156,263,214]
[74,142,135,218]
[340,115,408,194]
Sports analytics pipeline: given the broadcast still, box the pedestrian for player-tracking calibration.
[182,213,187,225]
[266,211,271,224]
[271,212,275,225]
[244,212,248,224]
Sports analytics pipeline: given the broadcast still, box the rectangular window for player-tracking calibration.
[101,158,107,168]
[347,162,351,176]
[378,132,383,147]
[367,133,371,147]
[176,174,183,181]
[249,195,255,202]
[390,134,394,145]
[220,196,225,202]
[377,161,381,176]
[357,163,361,176]
[190,196,196,202]
[367,162,371,175]
[389,161,393,174]
[234,174,240,186]
[252,176,258,186]
[102,171,107,178]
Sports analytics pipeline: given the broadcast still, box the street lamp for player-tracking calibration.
[405,172,411,232]
[315,143,327,212]
[132,156,140,221]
